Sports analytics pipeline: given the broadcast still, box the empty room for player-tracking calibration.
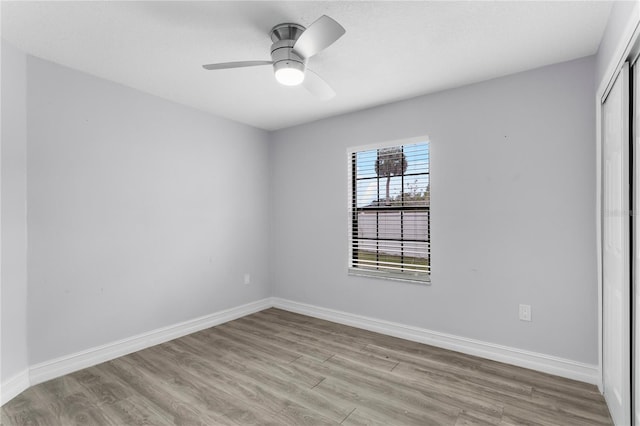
[1,1,639,425]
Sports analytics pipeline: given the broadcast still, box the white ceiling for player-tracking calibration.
[2,1,612,131]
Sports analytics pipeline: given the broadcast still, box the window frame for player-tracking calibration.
[347,136,431,285]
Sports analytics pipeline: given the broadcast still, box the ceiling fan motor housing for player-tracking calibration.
[270,23,306,75]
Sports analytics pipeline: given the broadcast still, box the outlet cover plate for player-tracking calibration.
[519,304,531,321]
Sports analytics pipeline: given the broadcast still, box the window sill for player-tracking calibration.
[348,268,431,285]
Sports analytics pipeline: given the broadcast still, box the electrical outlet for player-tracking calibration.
[519,304,532,321]
[244,273,251,285]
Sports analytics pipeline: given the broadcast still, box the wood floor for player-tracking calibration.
[2,308,612,425]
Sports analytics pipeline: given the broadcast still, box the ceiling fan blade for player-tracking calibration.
[303,69,336,100]
[202,61,272,70]
[293,15,345,59]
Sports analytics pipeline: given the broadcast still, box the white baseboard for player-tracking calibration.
[1,369,30,406]
[271,297,600,386]
[5,295,599,407]
[29,298,272,387]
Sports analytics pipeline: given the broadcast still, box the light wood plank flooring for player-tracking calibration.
[1,308,612,425]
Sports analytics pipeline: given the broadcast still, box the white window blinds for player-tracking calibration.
[348,140,430,283]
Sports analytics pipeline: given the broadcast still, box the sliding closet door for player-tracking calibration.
[603,62,631,426]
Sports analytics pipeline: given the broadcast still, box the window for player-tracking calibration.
[348,138,430,283]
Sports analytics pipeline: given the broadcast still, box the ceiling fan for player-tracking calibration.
[202,15,345,100]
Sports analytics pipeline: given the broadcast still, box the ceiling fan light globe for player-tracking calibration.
[275,67,305,86]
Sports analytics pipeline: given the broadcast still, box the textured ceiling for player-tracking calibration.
[2,1,612,130]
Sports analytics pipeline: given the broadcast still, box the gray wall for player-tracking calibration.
[1,41,29,382]
[2,42,599,377]
[26,56,270,364]
[270,56,597,364]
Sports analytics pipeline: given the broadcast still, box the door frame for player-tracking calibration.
[597,8,640,397]
[597,7,640,426]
